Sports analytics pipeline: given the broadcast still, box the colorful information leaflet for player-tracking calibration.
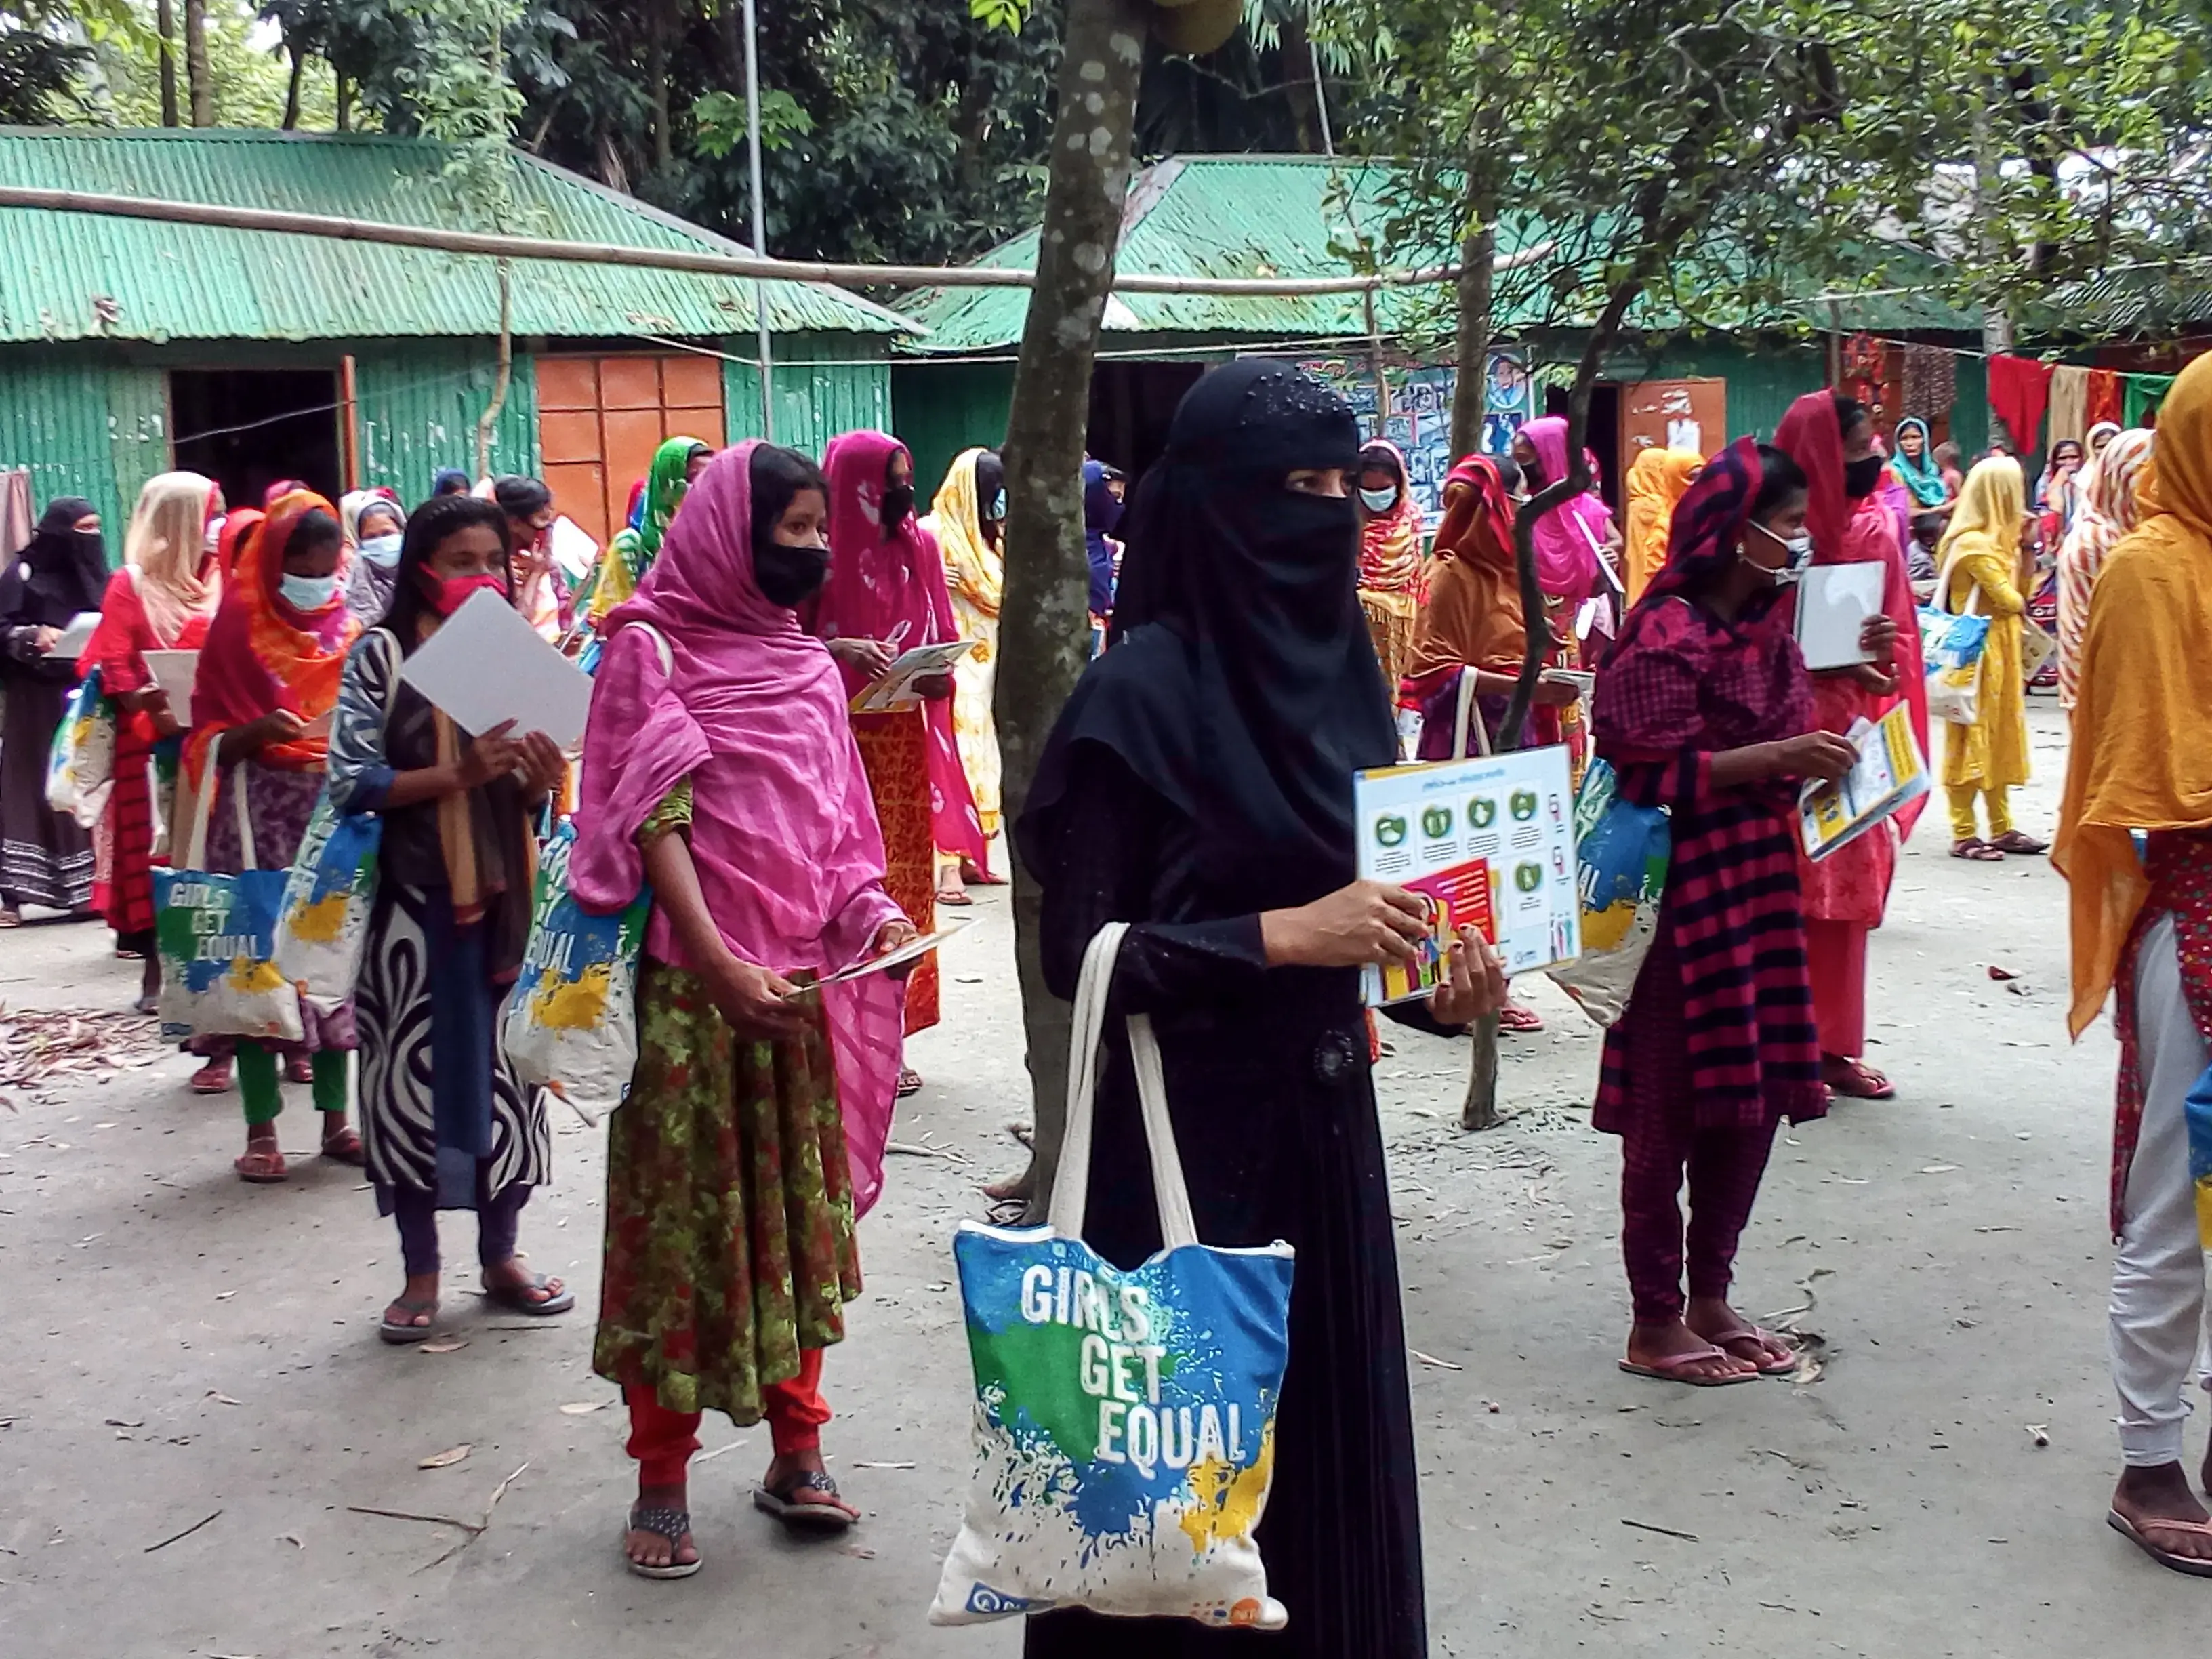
[1797,702,1929,861]
[1353,745,1580,1003]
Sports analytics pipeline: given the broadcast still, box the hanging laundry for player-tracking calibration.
[2125,373,2178,428]
[2085,368,2125,431]
[1988,354,2054,452]
[1902,344,1956,422]
[0,468,30,558]
[2047,365,2091,446]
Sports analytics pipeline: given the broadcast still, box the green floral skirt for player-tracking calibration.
[592,958,861,1422]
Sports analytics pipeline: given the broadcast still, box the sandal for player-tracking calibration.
[285,1052,315,1085]
[1987,830,2049,856]
[960,859,1008,887]
[1618,1345,1758,1387]
[234,1147,288,1184]
[1702,1325,1798,1376]
[480,1267,575,1317]
[753,1469,856,1533]
[626,1504,702,1579]
[190,1057,234,1096]
[320,1124,366,1166]
[1823,1057,1896,1100]
[897,1066,923,1098]
[935,884,974,907]
[0,908,20,930]
[2108,1508,2212,1578]
[1498,1002,1546,1033]
[1950,838,2005,861]
[379,1294,441,1345]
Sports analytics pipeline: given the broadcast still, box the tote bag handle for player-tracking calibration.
[1046,921,1200,1252]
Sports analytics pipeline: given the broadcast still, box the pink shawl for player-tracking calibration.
[815,430,987,868]
[1522,416,1613,611]
[572,440,907,1216]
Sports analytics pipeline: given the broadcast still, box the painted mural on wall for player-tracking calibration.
[1290,349,1534,526]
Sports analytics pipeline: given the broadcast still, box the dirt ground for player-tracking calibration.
[4,702,2209,1656]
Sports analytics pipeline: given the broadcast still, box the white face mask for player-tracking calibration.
[1359,487,1399,514]
[279,570,340,611]
[358,532,403,569]
[1745,520,1813,586]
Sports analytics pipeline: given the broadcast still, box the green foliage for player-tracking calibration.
[0,7,92,123]
[83,0,339,128]
[690,87,812,161]
[389,0,527,232]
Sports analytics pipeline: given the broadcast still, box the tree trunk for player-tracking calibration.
[155,0,179,127]
[282,45,305,131]
[476,262,514,480]
[1279,14,1325,154]
[335,74,352,132]
[1460,1012,1501,1130]
[183,0,212,127]
[1450,213,1496,460]
[647,5,674,172]
[988,0,1148,1216]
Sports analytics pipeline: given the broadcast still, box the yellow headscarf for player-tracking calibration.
[1622,448,1702,602]
[928,447,1002,620]
[2055,353,2212,1036]
[1935,454,2026,609]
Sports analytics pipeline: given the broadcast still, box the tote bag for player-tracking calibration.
[499,623,669,1124]
[273,631,401,1009]
[45,668,115,827]
[153,769,303,1046]
[1921,561,1990,726]
[1547,758,1671,1025]
[931,922,1294,1630]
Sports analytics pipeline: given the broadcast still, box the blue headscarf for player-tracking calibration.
[1888,418,1949,508]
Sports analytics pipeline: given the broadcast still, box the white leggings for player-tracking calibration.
[2111,914,2212,1467]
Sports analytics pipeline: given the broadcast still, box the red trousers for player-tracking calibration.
[1620,1116,1779,1324]
[1805,919,1869,1060]
[624,1350,831,1488]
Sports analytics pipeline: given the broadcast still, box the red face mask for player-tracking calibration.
[422,571,506,617]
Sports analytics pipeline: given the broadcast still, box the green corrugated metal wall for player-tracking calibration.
[892,361,1016,501]
[356,342,539,500]
[0,350,167,548]
[721,332,895,459]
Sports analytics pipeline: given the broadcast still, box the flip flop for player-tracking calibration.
[1618,1345,1758,1387]
[1824,1058,1896,1100]
[1498,1003,1546,1033]
[1987,830,2050,855]
[753,1469,856,1532]
[1702,1326,1799,1376]
[480,1269,575,1317]
[935,886,974,907]
[897,1067,923,1098]
[626,1504,702,1578]
[320,1125,367,1166]
[379,1294,441,1345]
[2108,1508,2212,1577]
[1950,838,2005,861]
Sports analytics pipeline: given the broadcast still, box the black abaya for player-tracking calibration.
[1021,745,1428,1659]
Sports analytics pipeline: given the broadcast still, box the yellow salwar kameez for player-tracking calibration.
[1938,457,2032,842]
[1622,449,1702,604]
[923,449,1004,842]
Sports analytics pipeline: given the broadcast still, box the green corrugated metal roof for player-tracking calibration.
[0,127,909,344]
[896,155,1980,352]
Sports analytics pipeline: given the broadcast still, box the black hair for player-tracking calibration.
[1910,512,1946,546]
[1751,444,1809,520]
[1357,442,1405,486]
[491,475,554,519]
[283,508,344,565]
[381,494,512,651]
[974,451,1006,518]
[1832,394,1870,440]
[749,444,827,554]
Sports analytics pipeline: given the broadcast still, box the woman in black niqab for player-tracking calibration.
[1017,360,1499,1659]
[0,497,107,921]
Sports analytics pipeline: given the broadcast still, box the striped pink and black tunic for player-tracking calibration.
[1591,594,1828,1134]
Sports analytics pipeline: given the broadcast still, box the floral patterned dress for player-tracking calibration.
[592,781,863,1422]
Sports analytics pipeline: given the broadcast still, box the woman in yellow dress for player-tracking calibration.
[921,447,1006,901]
[1937,455,2044,860]
[1621,447,1702,603]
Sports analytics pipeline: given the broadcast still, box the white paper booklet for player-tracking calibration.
[397,588,594,750]
[1794,562,1887,671]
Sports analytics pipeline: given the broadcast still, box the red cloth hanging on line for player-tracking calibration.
[2085,368,2124,432]
[1988,355,2053,451]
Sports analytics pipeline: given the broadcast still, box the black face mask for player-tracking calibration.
[1844,453,1887,500]
[881,483,915,524]
[754,541,829,609]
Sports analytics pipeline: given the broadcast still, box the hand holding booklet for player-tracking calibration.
[1798,703,1929,861]
[850,640,977,714]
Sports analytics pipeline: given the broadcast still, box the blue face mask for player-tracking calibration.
[279,570,339,611]
[1359,486,1400,514]
[358,532,403,569]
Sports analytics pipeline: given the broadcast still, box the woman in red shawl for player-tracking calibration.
[81,471,222,1010]
[180,489,365,1179]
[1355,439,1425,687]
[807,431,984,1092]
[1593,439,1887,1386]
[1772,392,1931,1101]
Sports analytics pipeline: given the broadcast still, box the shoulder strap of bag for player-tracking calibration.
[619,621,676,677]
[371,627,404,725]
[1046,921,1201,1250]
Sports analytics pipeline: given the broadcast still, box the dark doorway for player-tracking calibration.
[1086,359,1205,486]
[1543,381,1624,514]
[170,369,343,511]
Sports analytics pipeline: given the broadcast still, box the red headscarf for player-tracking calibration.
[186,489,361,788]
[1407,454,1530,677]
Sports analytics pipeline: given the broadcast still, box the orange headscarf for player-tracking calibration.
[1407,455,1539,678]
[2055,354,2212,1036]
[184,489,361,787]
[1622,448,1702,602]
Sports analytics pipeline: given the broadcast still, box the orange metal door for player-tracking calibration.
[531,354,728,546]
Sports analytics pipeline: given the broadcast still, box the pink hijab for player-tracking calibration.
[572,440,907,1215]
[1522,416,1614,611]
[815,430,988,870]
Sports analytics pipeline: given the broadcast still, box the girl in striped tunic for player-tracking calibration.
[1592,439,1893,1386]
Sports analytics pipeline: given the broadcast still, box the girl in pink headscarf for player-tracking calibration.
[806,430,985,1089]
[1511,415,1621,618]
[574,441,918,1578]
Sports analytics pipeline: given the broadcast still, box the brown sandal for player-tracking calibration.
[234,1147,288,1183]
[1986,830,2049,855]
[320,1124,366,1165]
[1951,838,2005,861]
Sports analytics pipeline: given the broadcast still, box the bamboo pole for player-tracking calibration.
[0,185,1553,300]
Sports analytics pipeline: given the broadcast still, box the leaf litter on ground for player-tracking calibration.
[0,1004,159,1109]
